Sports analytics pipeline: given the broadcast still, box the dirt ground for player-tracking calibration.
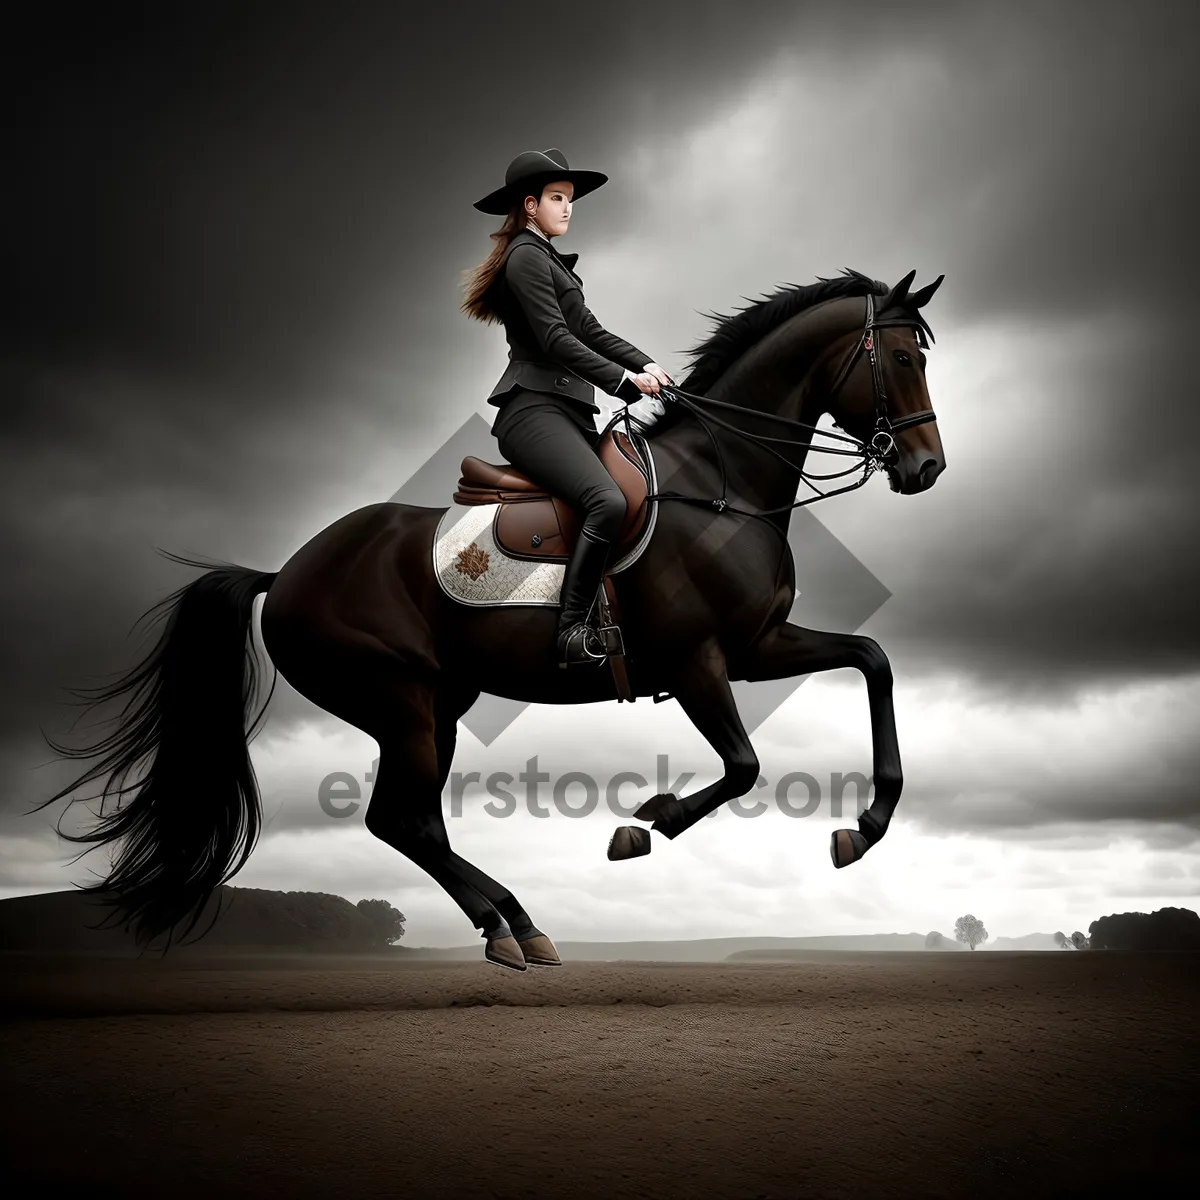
[2,951,1197,1198]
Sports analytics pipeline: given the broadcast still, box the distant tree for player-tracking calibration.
[356,898,406,946]
[954,914,989,951]
[925,931,945,949]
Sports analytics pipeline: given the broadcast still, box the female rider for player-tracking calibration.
[461,148,671,668]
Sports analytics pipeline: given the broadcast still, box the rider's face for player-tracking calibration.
[525,180,574,236]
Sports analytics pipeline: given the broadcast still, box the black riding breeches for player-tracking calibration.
[492,390,626,542]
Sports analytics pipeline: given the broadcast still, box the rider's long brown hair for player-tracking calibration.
[460,196,532,325]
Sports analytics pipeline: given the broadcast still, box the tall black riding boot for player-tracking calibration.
[555,528,616,668]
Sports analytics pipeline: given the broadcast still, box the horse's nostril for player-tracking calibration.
[918,458,943,486]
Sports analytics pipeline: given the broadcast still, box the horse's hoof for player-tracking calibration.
[608,826,652,860]
[633,792,676,822]
[518,934,562,966]
[830,828,869,868]
[484,935,527,971]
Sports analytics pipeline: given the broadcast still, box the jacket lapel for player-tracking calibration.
[551,246,581,284]
[514,229,582,284]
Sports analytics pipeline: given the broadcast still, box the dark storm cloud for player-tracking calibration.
[889,2,1196,318]
[872,2,1200,694]
[4,0,1198,859]
[852,313,1200,697]
[5,0,813,373]
[13,1,1191,374]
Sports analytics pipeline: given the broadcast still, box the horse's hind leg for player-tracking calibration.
[277,621,556,968]
[429,684,561,967]
[344,672,519,970]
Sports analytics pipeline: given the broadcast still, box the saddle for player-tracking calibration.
[452,425,651,701]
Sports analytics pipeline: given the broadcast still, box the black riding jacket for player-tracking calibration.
[485,228,651,418]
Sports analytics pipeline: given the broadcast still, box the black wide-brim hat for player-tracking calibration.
[472,147,608,215]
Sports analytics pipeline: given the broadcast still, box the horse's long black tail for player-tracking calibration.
[30,552,280,952]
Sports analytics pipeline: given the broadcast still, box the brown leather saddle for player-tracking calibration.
[452,425,652,701]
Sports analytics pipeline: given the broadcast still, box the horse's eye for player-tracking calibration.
[894,350,912,367]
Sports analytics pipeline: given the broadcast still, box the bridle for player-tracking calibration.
[825,292,939,464]
[608,292,938,533]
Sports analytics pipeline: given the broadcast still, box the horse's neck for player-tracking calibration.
[653,300,854,522]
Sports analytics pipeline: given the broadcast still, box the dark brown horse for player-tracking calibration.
[34,268,945,970]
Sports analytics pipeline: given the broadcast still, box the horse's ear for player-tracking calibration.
[882,269,917,312]
[909,274,945,309]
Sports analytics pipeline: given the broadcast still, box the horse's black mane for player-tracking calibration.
[637,268,887,441]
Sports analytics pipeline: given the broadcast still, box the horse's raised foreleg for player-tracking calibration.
[608,636,759,857]
[733,622,902,866]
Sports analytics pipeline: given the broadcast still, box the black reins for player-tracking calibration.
[603,293,938,538]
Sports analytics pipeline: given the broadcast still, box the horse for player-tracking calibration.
[33,267,945,971]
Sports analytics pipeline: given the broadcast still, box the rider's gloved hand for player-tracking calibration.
[614,364,674,405]
[610,370,668,431]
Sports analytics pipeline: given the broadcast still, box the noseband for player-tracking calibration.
[612,292,938,533]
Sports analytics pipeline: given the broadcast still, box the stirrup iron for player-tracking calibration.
[594,623,624,656]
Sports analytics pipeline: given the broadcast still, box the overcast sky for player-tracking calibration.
[5,1,1198,946]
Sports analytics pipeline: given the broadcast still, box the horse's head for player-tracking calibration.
[822,270,946,495]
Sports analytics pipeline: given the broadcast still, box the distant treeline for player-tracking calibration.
[1088,907,1200,951]
[0,887,405,956]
